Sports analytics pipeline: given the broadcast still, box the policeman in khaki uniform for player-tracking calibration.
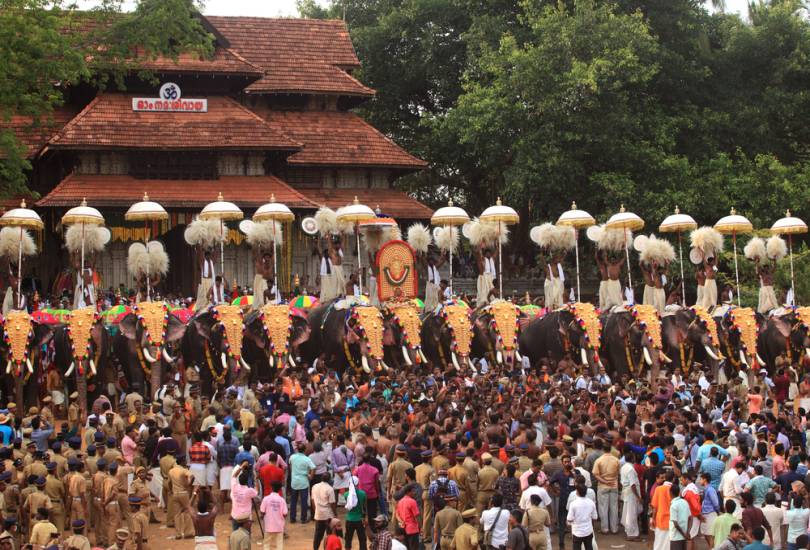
[433,494,463,550]
[522,494,551,550]
[386,445,413,501]
[448,452,472,511]
[43,462,66,532]
[63,519,91,550]
[67,392,81,432]
[107,527,132,550]
[91,457,109,541]
[167,457,195,539]
[21,476,51,536]
[517,444,533,474]
[65,459,88,528]
[128,496,149,549]
[130,467,157,523]
[0,471,19,520]
[415,449,434,541]
[103,462,123,547]
[159,449,178,527]
[475,453,499,514]
[488,445,505,474]
[451,509,479,550]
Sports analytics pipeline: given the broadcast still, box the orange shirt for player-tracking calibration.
[651,482,672,530]
[748,393,763,414]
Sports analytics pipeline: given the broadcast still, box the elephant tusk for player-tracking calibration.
[65,361,75,377]
[89,358,96,375]
[26,358,33,374]
[580,348,588,366]
[643,346,653,366]
[269,354,275,368]
[739,349,749,367]
[496,350,503,365]
[402,345,413,367]
[756,353,765,366]
[660,351,673,364]
[419,349,428,364]
[313,358,319,370]
[287,354,296,367]
[162,348,176,364]
[142,346,158,364]
[515,349,522,362]
[221,352,228,370]
[361,355,371,373]
[4,360,10,375]
[805,347,810,360]
[381,360,390,371]
[239,356,251,372]
[451,352,461,370]
[704,345,720,361]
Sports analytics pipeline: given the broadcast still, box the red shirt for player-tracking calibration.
[258,463,285,496]
[326,534,343,550]
[396,495,420,535]
[189,442,211,464]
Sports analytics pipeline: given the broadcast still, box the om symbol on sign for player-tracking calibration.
[159,82,181,100]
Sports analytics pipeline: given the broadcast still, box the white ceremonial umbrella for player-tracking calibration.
[0,200,44,309]
[200,193,243,281]
[771,209,807,306]
[557,202,596,302]
[125,193,168,301]
[62,198,105,308]
[431,199,470,297]
[606,205,645,298]
[659,206,697,307]
[253,194,295,303]
[715,207,753,307]
[480,198,520,299]
[337,197,376,295]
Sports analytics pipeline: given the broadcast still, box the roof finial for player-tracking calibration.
[217,192,224,201]
[143,192,150,201]
[619,204,626,213]
[571,201,577,210]
[448,198,454,207]
[19,199,26,208]
[80,198,87,207]
[270,193,276,203]
[352,196,359,205]
[496,197,502,206]
[674,205,680,214]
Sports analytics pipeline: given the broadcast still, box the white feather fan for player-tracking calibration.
[64,224,110,254]
[744,237,767,262]
[315,207,337,236]
[766,235,788,261]
[0,227,36,260]
[467,218,509,247]
[128,241,169,277]
[407,223,432,254]
[246,221,283,248]
[434,226,459,253]
[690,227,723,256]
[334,207,355,235]
[551,225,576,251]
[146,241,169,275]
[530,223,557,249]
[598,228,632,252]
[639,235,675,265]
[184,217,223,247]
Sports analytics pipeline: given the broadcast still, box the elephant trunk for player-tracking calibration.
[75,363,88,417]
[150,352,162,401]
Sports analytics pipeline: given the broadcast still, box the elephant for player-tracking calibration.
[51,314,110,413]
[381,302,427,370]
[661,307,722,377]
[757,311,810,370]
[300,300,388,374]
[242,305,312,383]
[600,308,665,380]
[420,302,475,370]
[471,301,525,369]
[0,310,56,407]
[517,305,603,372]
[116,304,187,398]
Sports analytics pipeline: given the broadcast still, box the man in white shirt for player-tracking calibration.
[620,453,641,540]
[719,462,745,518]
[480,493,510,549]
[567,485,598,550]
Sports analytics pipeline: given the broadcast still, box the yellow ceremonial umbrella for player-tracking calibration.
[771,209,807,306]
[125,193,168,301]
[337,197,376,295]
[714,207,753,307]
[606,205,644,300]
[253,194,295,303]
[431,199,470,296]
[480,198,520,299]
[557,202,596,302]
[200,193,243,280]
[62,198,105,308]
[659,206,698,306]
[0,200,44,309]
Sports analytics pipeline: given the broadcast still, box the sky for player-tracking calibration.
[79,0,751,19]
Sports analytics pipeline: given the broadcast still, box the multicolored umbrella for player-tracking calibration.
[447,298,470,310]
[31,310,59,324]
[411,298,425,309]
[51,309,72,323]
[291,295,319,309]
[171,307,194,323]
[520,304,543,318]
[232,295,254,307]
[101,305,132,324]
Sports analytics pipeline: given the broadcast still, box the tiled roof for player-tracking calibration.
[259,111,427,169]
[302,188,433,219]
[208,17,371,97]
[136,47,264,77]
[1,107,78,158]
[36,174,317,208]
[47,94,301,151]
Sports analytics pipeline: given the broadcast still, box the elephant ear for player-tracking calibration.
[165,315,187,344]
[119,313,139,341]
[616,312,633,340]
[33,323,54,348]
[772,316,791,339]
[193,317,215,342]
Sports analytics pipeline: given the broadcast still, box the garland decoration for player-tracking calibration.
[66,307,100,376]
[204,344,227,385]
[3,310,33,377]
[260,303,292,364]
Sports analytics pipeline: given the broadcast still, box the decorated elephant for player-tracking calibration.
[712,305,763,382]
[301,299,387,374]
[242,303,311,382]
[600,305,668,380]
[420,302,475,370]
[517,303,603,371]
[115,302,187,398]
[661,306,723,376]
[51,307,110,413]
[757,307,810,370]
[471,300,524,368]
[381,301,426,369]
[0,310,56,406]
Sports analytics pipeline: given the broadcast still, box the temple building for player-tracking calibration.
[5,16,430,298]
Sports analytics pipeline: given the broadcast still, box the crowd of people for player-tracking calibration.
[0,352,808,550]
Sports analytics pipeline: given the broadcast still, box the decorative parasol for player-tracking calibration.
[480,198,519,299]
[606,205,644,300]
[520,303,543,318]
[291,295,319,309]
[125,193,168,302]
[714,207,753,307]
[232,295,254,308]
[0,200,44,309]
[557,201,596,302]
[200,192,243,283]
[62,198,105,310]
[431,199,470,297]
[771,209,807,306]
[253,194,294,303]
[101,304,132,325]
[336,197,376,295]
[411,297,425,309]
[659,206,697,306]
